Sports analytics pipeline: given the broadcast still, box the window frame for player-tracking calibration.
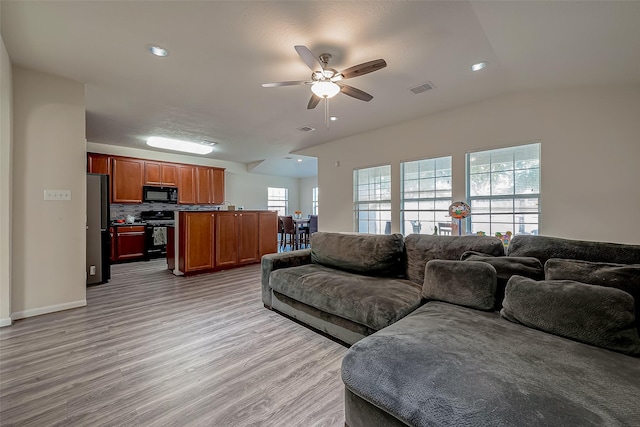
[400,156,453,236]
[466,142,541,236]
[353,164,392,234]
[312,187,319,215]
[267,187,288,216]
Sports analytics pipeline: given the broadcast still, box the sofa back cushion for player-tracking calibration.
[405,235,505,285]
[545,258,640,331]
[311,232,405,277]
[507,235,640,266]
[501,276,640,357]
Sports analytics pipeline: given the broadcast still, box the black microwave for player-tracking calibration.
[143,186,178,204]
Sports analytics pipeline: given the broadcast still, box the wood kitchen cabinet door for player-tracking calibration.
[237,212,259,264]
[87,153,111,175]
[161,164,178,187]
[145,161,179,187]
[215,212,238,268]
[182,212,215,272]
[195,167,212,204]
[112,158,144,203]
[178,165,196,204]
[115,226,146,261]
[211,168,225,204]
[259,211,278,257]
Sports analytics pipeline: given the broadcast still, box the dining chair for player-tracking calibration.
[277,216,286,250]
[282,215,297,250]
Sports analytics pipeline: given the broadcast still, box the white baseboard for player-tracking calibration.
[11,299,87,321]
[0,317,12,327]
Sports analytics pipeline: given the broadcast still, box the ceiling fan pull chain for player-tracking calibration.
[325,97,329,129]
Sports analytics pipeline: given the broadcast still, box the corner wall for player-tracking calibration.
[301,85,640,245]
[12,67,86,318]
[0,32,12,326]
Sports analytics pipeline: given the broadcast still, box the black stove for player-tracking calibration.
[140,211,175,258]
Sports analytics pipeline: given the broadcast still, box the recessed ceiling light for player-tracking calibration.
[147,137,213,155]
[471,62,488,71]
[330,116,338,121]
[297,158,303,162]
[149,45,168,57]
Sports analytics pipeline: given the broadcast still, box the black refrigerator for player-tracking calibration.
[86,174,111,285]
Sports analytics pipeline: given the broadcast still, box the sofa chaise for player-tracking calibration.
[262,232,640,426]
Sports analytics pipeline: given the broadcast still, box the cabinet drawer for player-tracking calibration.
[116,226,145,234]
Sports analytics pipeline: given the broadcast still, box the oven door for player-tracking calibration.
[145,225,169,258]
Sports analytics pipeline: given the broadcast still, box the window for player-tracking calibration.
[401,156,452,236]
[267,187,288,216]
[354,165,391,234]
[312,187,319,215]
[467,143,540,236]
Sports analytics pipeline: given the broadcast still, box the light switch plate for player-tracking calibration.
[44,190,72,201]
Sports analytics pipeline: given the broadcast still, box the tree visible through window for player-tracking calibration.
[467,143,540,236]
[267,187,288,216]
[354,165,391,234]
[401,156,452,236]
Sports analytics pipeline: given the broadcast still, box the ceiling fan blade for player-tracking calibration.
[339,84,374,102]
[262,81,308,88]
[295,45,323,70]
[341,59,387,79]
[307,94,321,109]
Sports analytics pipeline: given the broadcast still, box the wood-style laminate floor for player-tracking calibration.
[0,260,348,427]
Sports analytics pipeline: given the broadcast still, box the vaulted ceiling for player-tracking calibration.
[2,1,640,177]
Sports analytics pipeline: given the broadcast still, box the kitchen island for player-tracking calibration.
[169,210,278,275]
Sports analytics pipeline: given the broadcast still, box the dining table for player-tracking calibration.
[293,217,310,249]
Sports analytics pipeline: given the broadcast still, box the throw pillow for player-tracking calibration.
[501,276,640,357]
[464,254,544,310]
[544,258,640,330]
[423,260,497,311]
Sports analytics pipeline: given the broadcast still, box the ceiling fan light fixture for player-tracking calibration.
[147,137,213,155]
[311,81,340,98]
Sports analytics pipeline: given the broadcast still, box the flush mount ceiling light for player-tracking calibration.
[147,137,213,155]
[149,45,168,57]
[471,61,488,71]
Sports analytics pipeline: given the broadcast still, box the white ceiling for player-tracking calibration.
[2,1,640,177]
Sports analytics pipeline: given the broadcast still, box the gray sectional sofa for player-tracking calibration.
[261,232,640,426]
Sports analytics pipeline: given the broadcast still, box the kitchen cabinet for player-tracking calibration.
[144,161,178,187]
[216,212,259,267]
[173,210,275,275]
[87,153,111,175]
[115,225,146,261]
[178,212,215,273]
[259,211,278,257]
[112,158,144,203]
[178,165,196,204]
[195,167,225,204]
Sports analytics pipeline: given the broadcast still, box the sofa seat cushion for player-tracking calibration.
[342,302,640,427]
[269,264,422,331]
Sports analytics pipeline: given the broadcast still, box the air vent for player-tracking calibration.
[297,126,316,132]
[410,81,436,95]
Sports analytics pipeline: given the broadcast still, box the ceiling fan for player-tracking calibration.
[262,45,387,115]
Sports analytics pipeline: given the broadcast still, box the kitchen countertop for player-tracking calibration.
[110,222,146,227]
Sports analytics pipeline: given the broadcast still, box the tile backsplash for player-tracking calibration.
[110,203,223,221]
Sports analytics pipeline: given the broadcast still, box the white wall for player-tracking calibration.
[0,32,12,326]
[300,85,640,245]
[12,67,87,318]
[298,176,318,217]
[86,142,301,213]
